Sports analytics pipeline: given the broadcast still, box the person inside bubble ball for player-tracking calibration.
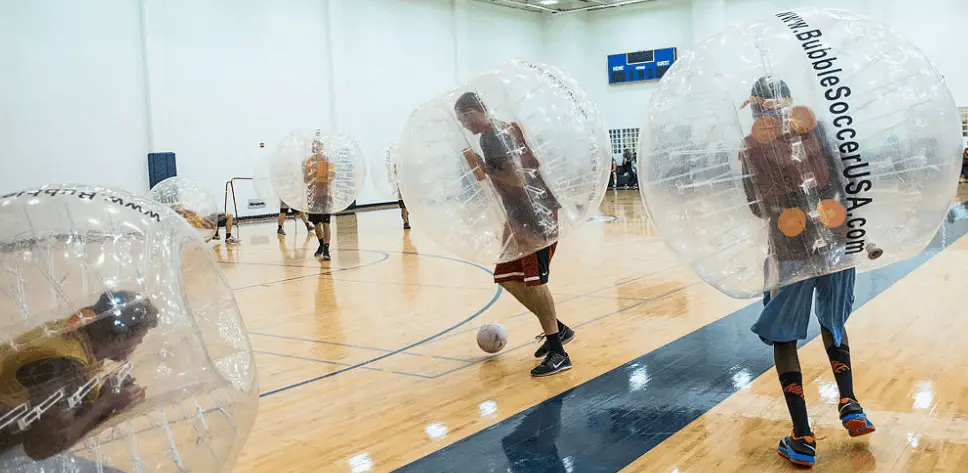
[303,132,335,260]
[211,211,240,244]
[0,291,159,462]
[393,164,411,230]
[170,205,239,243]
[455,91,574,378]
[739,76,875,467]
[277,201,312,236]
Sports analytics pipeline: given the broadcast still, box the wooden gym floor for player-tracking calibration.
[216,187,968,473]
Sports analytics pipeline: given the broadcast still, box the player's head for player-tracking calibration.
[311,138,324,154]
[84,291,160,362]
[746,76,792,120]
[455,92,490,134]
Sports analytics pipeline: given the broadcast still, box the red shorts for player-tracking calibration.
[493,243,556,287]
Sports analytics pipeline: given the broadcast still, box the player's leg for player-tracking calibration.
[494,243,571,377]
[774,340,816,467]
[816,268,874,437]
[299,212,312,231]
[399,200,410,229]
[752,272,817,467]
[277,202,288,235]
[225,213,240,244]
[312,214,331,260]
[500,281,557,334]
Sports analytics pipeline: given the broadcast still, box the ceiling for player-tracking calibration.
[473,0,660,14]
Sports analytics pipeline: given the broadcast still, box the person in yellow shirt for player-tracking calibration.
[0,291,158,462]
[170,206,241,244]
[304,136,336,260]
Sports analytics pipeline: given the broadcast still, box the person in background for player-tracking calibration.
[277,201,312,236]
[609,158,618,190]
[960,146,968,183]
[304,134,334,260]
[393,165,410,230]
[455,92,575,378]
[211,212,240,244]
[739,76,875,468]
[621,149,638,189]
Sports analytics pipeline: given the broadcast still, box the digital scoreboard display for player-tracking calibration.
[607,47,678,85]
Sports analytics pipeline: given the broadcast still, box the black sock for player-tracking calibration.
[318,238,325,247]
[779,371,811,436]
[226,233,232,238]
[545,332,565,355]
[826,344,855,402]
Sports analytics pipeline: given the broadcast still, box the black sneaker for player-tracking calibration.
[839,398,875,437]
[534,326,575,359]
[277,227,286,236]
[403,222,411,230]
[322,244,331,261]
[212,233,221,240]
[777,433,816,467]
[530,351,572,377]
[314,246,324,258]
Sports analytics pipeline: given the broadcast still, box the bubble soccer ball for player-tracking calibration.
[370,143,401,200]
[271,130,366,214]
[146,176,220,242]
[639,8,962,298]
[0,185,257,472]
[396,59,611,264]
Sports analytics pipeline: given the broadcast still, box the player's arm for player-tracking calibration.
[738,152,764,219]
[17,358,142,460]
[508,122,540,169]
[462,149,486,181]
[814,123,847,199]
[324,156,337,183]
[486,158,527,189]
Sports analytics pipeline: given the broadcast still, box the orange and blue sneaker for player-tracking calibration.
[839,398,876,437]
[778,433,816,467]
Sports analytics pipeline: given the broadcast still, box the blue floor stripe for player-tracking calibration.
[394,204,968,473]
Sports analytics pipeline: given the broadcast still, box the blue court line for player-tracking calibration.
[432,265,688,344]
[393,205,968,473]
[427,283,696,380]
[254,350,439,381]
[253,350,370,368]
[232,249,391,291]
[250,332,475,364]
[258,251,503,398]
[251,332,396,352]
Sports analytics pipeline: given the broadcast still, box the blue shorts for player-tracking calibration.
[750,260,856,347]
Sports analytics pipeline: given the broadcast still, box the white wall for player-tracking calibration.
[545,0,968,131]
[0,0,150,194]
[3,0,965,205]
[145,0,333,213]
[583,1,693,129]
[466,1,546,73]
[1,0,544,214]
[146,0,543,213]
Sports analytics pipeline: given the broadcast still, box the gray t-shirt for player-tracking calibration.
[478,121,561,228]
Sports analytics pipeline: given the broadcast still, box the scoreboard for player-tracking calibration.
[607,47,678,85]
